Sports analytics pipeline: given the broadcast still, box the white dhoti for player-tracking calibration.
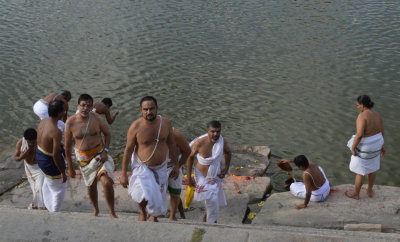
[347,133,384,176]
[20,138,45,208]
[25,162,45,208]
[33,99,65,133]
[128,152,168,217]
[42,177,67,212]
[75,146,115,186]
[290,166,330,202]
[190,134,227,223]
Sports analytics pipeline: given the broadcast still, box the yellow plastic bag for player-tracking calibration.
[184,185,194,209]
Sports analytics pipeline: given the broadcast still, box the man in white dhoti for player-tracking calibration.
[36,100,67,212]
[14,128,45,209]
[65,94,117,218]
[33,91,71,133]
[187,120,231,223]
[281,155,330,209]
[120,96,178,222]
[345,95,385,200]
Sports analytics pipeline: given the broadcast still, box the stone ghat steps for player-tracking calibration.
[1,206,399,242]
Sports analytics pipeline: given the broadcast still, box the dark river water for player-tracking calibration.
[1,0,399,186]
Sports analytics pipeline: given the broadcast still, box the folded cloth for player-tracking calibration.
[128,152,168,217]
[190,134,227,223]
[75,144,115,186]
[21,138,44,208]
[33,99,65,133]
[42,176,67,212]
[290,166,330,202]
[347,133,384,175]
[36,145,66,179]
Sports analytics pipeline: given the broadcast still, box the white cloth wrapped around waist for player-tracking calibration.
[42,176,67,212]
[76,150,115,187]
[128,152,168,217]
[290,166,330,202]
[347,133,384,159]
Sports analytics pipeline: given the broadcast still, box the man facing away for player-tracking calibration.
[187,120,231,223]
[281,155,330,209]
[36,100,67,212]
[165,127,191,221]
[65,94,117,218]
[14,128,45,209]
[93,98,119,125]
[33,91,71,132]
[120,96,178,222]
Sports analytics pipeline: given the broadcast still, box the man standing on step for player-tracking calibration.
[65,94,117,218]
[187,120,231,223]
[120,96,178,222]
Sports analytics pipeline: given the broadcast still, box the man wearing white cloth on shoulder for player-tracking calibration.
[120,96,178,222]
[281,155,330,209]
[187,120,231,223]
[345,95,385,200]
[65,94,117,218]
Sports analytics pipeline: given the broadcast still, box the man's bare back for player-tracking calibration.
[303,161,325,191]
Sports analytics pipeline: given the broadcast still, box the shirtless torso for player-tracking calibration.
[93,102,119,125]
[302,161,326,191]
[42,92,69,122]
[14,138,36,165]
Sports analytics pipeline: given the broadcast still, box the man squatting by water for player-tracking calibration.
[65,94,117,218]
[187,120,231,223]
[14,128,45,210]
[281,155,330,209]
[120,96,178,222]
[35,100,67,212]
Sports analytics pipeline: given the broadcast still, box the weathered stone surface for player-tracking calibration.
[252,184,400,230]
[229,146,270,177]
[0,152,24,169]
[223,176,270,203]
[0,168,24,196]
[344,223,382,232]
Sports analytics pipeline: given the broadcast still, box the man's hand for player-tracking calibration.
[169,166,180,180]
[100,150,108,162]
[120,173,129,188]
[67,167,76,178]
[61,172,67,183]
[296,204,307,210]
[188,176,196,187]
[381,147,385,156]
[351,149,356,156]
[280,159,291,164]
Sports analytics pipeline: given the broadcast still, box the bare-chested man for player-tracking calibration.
[14,128,45,209]
[165,128,191,221]
[120,96,177,222]
[187,120,231,223]
[65,94,117,218]
[281,155,330,209]
[36,100,67,212]
[345,95,384,200]
[93,98,119,125]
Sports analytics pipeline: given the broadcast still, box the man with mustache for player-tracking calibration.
[120,96,178,222]
[187,120,231,223]
[65,94,117,218]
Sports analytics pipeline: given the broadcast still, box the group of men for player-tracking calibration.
[15,93,232,223]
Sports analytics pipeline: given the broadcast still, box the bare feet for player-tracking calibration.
[344,190,359,200]
[149,216,159,222]
[367,189,374,198]
[91,209,99,217]
[110,212,118,218]
[138,212,147,221]
[169,216,178,222]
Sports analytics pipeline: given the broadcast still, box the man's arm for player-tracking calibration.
[296,173,312,209]
[64,120,76,178]
[218,139,231,178]
[14,139,25,161]
[62,102,69,122]
[186,142,198,186]
[52,131,67,183]
[176,131,191,168]
[120,123,137,188]
[105,109,119,125]
[352,115,366,156]
[98,117,111,162]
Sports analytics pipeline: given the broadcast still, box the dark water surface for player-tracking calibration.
[1,0,399,186]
